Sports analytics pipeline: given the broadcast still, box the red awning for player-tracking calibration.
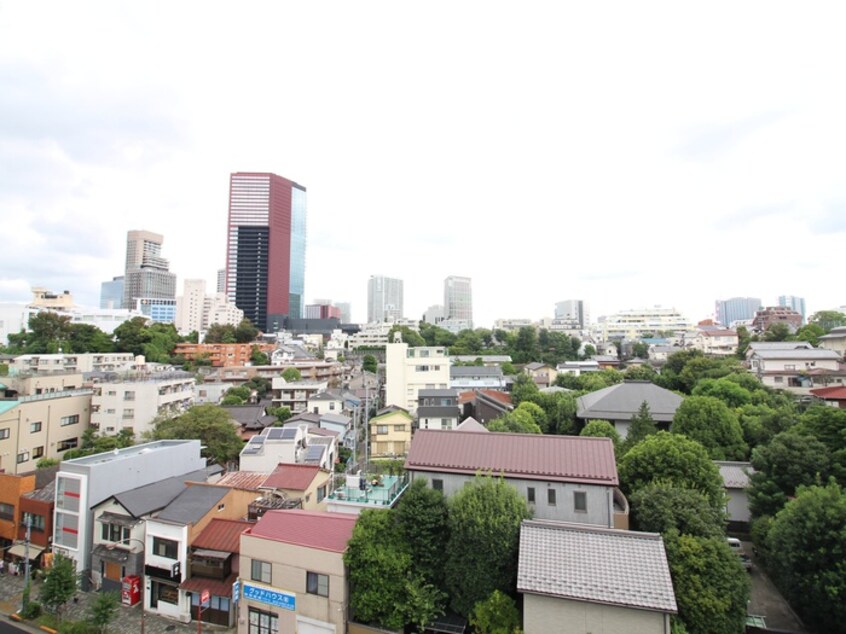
[179,573,237,598]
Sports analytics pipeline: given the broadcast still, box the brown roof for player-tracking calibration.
[810,386,846,400]
[216,471,269,491]
[192,519,252,553]
[405,430,618,486]
[180,572,238,597]
[261,464,324,491]
[247,509,357,553]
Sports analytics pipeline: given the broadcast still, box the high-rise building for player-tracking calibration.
[177,279,208,334]
[778,295,806,323]
[216,268,226,294]
[123,230,176,309]
[100,276,124,309]
[334,302,351,324]
[225,172,307,332]
[554,299,590,329]
[715,297,762,327]
[444,276,473,327]
[367,275,404,323]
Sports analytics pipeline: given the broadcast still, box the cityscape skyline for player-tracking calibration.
[2,4,845,327]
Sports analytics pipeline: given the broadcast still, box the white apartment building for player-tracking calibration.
[367,275,404,323]
[554,299,590,329]
[444,276,472,327]
[9,352,141,376]
[176,278,244,336]
[689,328,739,356]
[594,307,694,340]
[385,336,450,412]
[347,318,419,349]
[90,372,195,437]
[493,318,534,332]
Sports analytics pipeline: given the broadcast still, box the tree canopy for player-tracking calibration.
[396,478,450,590]
[580,420,621,457]
[150,405,244,464]
[670,395,747,460]
[40,552,78,621]
[630,482,726,539]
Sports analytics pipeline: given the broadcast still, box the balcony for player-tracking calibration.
[326,472,410,512]
[613,487,630,530]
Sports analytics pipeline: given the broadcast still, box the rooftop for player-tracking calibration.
[405,430,618,486]
[261,464,324,491]
[577,381,683,422]
[216,471,270,491]
[247,509,357,553]
[451,366,503,377]
[327,472,410,509]
[192,518,252,553]
[715,461,754,489]
[751,348,841,360]
[111,468,212,517]
[62,439,201,467]
[518,520,677,613]
[155,484,229,526]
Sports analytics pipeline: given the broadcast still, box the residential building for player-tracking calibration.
[576,381,685,439]
[100,276,124,309]
[751,306,803,334]
[347,318,419,348]
[123,230,177,310]
[271,378,329,414]
[367,275,404,323]
[52,440,207,585]
[493,318,533,332]
[176,278,208,334]
[715,461,754,529]
[554,300,590,329]
[417,388,460,431]
[810,385,846,408]
[594,307,693,340]
[174,342,275,367]
[524,362,557,388]
[194,382,231,405]
[369,406,413,458]
[144,483,257,623]
[239,510,357,634]
[384,338,450,412]
[450,365,506,392]
[518,521,676,634]
[90,371,195,437]
[0,469,36,558]
[689,327,739,356]
[818,326,846,357]
[0,389,92,475]
[556,360,600,376]
[405,430,627,529]
[423,304,445,324]
[307,391,345,416]
[715,297,761,327]
[444,276,472,328]
[217,269,226,293]
[259,463,332,511]
[9,352,139,376]
[225,172,307,331]
[304,303,341,320]
[135,297,177,324]
[16,468,57,566]
[747,346,842,391]
[459,389,513,424]
[31,287,74,310]
[240,425,336,472]
[778,295,806,323]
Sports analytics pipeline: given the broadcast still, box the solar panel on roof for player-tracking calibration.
[266,427,298,440]
[305,445,325,461]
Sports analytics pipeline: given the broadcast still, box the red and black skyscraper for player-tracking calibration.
[225,172,307,332]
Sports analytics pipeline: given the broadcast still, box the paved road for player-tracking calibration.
[745,540,806,632]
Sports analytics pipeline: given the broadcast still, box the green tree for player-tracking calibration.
[809,310,846,332]
[226,386,252,401]
[235,318,260,342]
[509,374,539,406]
[281,367,302,382]
[445,475,532,616]
[763,322,792,342]
[40,552,78,621]
[631,341,649,359]
[765,480,846,633]
[630,482,725,538]
[511,326,540,364]
[250,345,269,365]
[664,532,750,634]
[387,325,426,347]
[469,590,521,634]
[244,376,272,397]
[68,323,114,353]
[671,396,747,460]
[396,478,450,589]
[691,377,752,408]
[488,409,542,434]
[581,343,597,359]
[269,406,292,425]
[113,317,152,356]
[624,401,659,451]
[624,364,659,382]
[619,432,725,510]
[88,591,120,632]
[151,405,244,464]
[793,322,825,346]
[579,420,621,457]
[204,323,237,343]
[362,354,378,374]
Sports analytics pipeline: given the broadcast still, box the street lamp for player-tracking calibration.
[106,537,146,634]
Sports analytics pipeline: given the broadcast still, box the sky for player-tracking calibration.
[2,1,846,328]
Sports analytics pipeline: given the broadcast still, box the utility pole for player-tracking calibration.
[24,514,31,588]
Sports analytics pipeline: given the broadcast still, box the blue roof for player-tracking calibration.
[0,400,19,416]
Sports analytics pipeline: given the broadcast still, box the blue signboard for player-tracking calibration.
[232,579,240,604]
[242,581,296,611]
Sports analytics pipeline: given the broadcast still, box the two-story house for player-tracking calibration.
[405,430,628,529]
[369,406,413,458]
[747,343,843,391]
[239,510,358,634]
[240,425,337,472]
[416,388,461,431]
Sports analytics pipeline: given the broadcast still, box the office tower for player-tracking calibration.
[225,172,307,332]
[123,230,176,309]
[423,304,445,324]
[334,302,351,324]
[367,275,404,323]
[99,276,124,309]
[554,299,590,329]
[778,295,806,323]
[444,276,473,326]
[176,279,208,334]
[216,268,226,293]
[715,297,762,327]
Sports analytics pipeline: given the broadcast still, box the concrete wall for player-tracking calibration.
[410,471,614,527]
[726,488,751,524]
[523,593,669,634]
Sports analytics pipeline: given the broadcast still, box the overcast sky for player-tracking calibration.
[2,2,845,328]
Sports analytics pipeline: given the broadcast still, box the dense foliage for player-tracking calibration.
[150,404,244,464]
[670,395,747,460]
[630,482,725,538]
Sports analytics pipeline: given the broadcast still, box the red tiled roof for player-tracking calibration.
[247,509,357,552]
[192,519,252,553]
[180,572,238,597]
[479,389,512,406]
[405,430,618,486]
[809,386,846,399]
[216,471,270,491]
[261,464,323,491]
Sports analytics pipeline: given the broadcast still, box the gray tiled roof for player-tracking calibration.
[418,389,458,398]
[450,366,503,377]
[155,484,229,526]
[417,406,461,418]
[518,520,677,613]
[747,341,813,351]
[112,468,212,518]
[715,461,754,489]
[576,381,683,422]
[751,349,841,360]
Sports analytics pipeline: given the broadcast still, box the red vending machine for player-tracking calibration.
[121,575,141,606]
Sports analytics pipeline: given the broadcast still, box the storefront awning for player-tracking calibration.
[180,573,237,598]
[7,543,45,560]
[96,511,139,527]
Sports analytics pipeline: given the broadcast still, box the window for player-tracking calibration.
[30,421,42,433]
[17,451,29,464]
[107,390,117,396]
[60,414,79,427]
[329,402,335,410]
[122,409,134,419]
[395,425,405,432]
[785,364,796,371]
[33,446,44,459]
[527,487,535,504]
[124,390,135,401]
[0,428,9,440]
[547,489,557,506]
[0,503,13,520]
[101,523,130,543]
[416,365,430,372]
[152,537,179,559]
[774,376,783,383]
[307,571,329,597]
[154,581,179,605]
[23,512,45,532]
[574,491,587,513]
[432,479,444,492]
[317,485,327,503]
[57,438,79,452]
[251,559,271,583]
[248,607,278,634]
[376,425,388,435]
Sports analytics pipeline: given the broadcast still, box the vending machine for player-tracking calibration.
[121,575,141,606]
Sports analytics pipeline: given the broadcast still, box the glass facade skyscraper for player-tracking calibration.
[226,172,307,332]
